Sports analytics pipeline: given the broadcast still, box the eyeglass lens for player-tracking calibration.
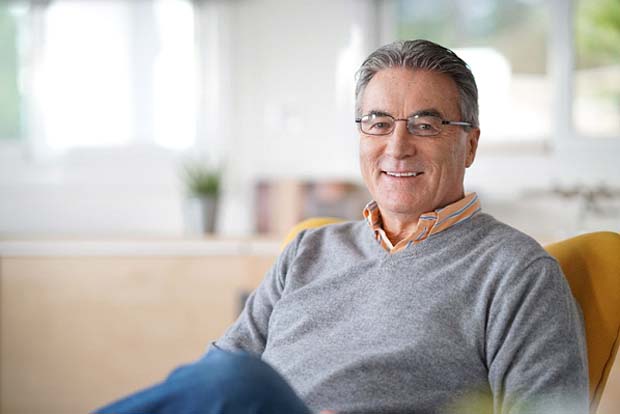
[360,114,443,136]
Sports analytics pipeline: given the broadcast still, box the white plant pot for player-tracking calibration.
[183,196,218,235]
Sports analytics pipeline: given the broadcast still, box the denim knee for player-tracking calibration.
[93,348,311,414]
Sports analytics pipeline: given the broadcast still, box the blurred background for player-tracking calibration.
[0,0,618,413]
[0,0,618,240]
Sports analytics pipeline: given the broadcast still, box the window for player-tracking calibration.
[397,0,550,143]
[395,0,620,145]
[17,0,197,153]
[0,3,21,141]
[574,0,620,138]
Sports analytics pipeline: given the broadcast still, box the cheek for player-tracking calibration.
[359,141,379,175]
[425,142,465,181]
[448,145,463,167]
[441,138,466,168]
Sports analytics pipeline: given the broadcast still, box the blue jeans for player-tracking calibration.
[92,348,312,414]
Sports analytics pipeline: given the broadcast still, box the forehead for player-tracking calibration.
[360,68,461,118]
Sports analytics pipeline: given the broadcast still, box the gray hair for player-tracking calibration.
[355,39,479,128]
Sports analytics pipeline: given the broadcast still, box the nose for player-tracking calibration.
[385,120,416,159]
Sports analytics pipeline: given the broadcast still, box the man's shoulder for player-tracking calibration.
[467,213,553,262]
[295,219,370,247]
[283,219,377,260]
[461,214,567,302]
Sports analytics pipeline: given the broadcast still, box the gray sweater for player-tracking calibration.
[215,213,589,413]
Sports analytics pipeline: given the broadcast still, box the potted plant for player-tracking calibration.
[181,160,221,234]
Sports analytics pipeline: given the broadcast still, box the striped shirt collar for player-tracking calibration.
[363,192,481,253]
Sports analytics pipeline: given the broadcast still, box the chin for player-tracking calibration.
[379,197,428,216]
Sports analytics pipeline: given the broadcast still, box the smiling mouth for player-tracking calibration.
[383,171,424,177]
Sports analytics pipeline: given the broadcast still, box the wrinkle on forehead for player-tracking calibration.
[361,68,462,121]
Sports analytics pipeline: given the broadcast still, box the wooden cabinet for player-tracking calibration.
[0,241,277,414]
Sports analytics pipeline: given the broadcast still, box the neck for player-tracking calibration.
[377,192,468,245]
[381,213,421,246]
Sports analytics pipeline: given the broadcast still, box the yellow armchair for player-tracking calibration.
[546,231,620,413]
[283,218,620,414]
[281,217,345,250]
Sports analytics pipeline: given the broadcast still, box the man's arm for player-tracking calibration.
[210,234,301,355]
[486,256,589,413]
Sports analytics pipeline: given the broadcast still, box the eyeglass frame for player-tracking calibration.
[355,111,474,137]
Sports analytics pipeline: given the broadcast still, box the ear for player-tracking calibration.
[465,128,480,168]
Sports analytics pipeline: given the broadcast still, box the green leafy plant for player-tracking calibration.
[182,161,221,198]
[577,0,620,66]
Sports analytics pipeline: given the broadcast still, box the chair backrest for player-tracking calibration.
[283,219,620,413]
[545,231,620,413]
[281,217,345,250]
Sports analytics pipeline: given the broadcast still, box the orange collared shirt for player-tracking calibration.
[363,193,481,254]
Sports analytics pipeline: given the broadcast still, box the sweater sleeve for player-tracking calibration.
[486,256,589,414]
[210,233,301,356]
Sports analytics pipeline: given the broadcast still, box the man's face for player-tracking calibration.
[358,68,479,221]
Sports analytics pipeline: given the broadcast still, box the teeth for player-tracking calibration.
[386,171,419,177]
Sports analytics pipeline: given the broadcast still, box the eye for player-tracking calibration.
[370,122,391,131]
[361,115,394,134]
[410,122,437,133]
[409,115,442,135]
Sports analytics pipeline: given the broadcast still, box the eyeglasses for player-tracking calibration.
[355,112,473,137]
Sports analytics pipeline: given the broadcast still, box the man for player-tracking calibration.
[95,40,588,414]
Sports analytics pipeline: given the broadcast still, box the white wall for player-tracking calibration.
[0,145,185,236]
[220,0,374,234]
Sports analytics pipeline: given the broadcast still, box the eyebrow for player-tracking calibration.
[366,110,392,117]
[410,109,442,118]
[365,108,444,118]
